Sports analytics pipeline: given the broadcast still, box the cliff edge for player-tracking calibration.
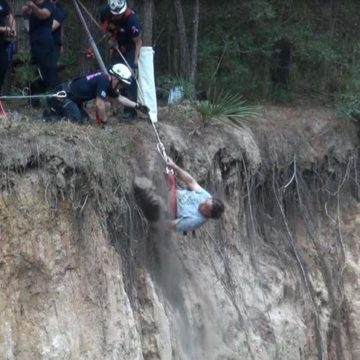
[0,105,359,360]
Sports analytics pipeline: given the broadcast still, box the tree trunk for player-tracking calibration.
[173,0,190,76]
[189,0,200,98]
[141,0,154,46]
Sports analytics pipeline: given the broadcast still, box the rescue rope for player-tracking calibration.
[155,131,177,218]
[72,0,108,75]
[0,90,67,100]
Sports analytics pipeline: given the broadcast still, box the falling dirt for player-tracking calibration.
[0,103,359,359]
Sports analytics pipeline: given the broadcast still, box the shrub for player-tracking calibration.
[193,87,260,124]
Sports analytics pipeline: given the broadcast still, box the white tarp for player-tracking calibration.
[138,46,158,123]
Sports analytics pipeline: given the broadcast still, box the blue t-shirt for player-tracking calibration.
[29,0,54,43]
[52,4,66,46]
[175,187,212,232]
[70,72,118,103]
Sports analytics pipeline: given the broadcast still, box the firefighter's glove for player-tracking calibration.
[136,103,149,114]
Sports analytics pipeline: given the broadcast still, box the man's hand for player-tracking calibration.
[22,3,32,15]
[26,1,36,9]
[136,103,149,114]
[108,37,118,50]
[166,157,176,168]
[166,158,200,191]
[1,26,14,36]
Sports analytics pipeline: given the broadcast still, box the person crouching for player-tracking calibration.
[45,63,148,125]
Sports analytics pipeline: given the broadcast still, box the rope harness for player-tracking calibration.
[156,136,177,219]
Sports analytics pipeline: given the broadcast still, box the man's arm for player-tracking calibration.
[52,7,66,31]
[23,1,51,20]
[1,6,15,37]
[22,4,31,16]
[22,1,51,19]
[7,14,16,36]
[95,97,106,124]
[133,36,142,68]
[167,158,200,191]
[117,94,138,108]
[117,95,149,114]
[170,219,178,230]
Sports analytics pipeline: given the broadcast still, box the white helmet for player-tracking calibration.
[108,0,127,15]
[109,63,132,84]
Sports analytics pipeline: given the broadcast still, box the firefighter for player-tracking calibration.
[100,0,142,120]
[0,0,16,93]
[46,63,148,126]
[22,0,59,89]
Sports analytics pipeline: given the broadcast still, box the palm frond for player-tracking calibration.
[193,87,260,123]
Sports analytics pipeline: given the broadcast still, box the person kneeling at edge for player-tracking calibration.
[133,157,225,232]
[45,63,149,125]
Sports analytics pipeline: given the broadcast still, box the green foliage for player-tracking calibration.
[186,1,360,101]
[269,83,293,103]
[10,51,38,94]
[60,51,81,79]
[194,87,260,124]
[336,94,360,121]
[8,0,360,106]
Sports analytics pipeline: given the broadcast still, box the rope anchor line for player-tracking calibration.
[0,90,67,100]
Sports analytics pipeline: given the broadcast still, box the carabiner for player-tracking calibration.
[22,87,30,96]
[53,90,67,98]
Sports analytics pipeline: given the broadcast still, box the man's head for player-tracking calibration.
[199,197,224,219]
[108,0,127,15]
[109,63,132,89]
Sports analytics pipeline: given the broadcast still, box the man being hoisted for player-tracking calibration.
[134,157,225,233]
[100,0,142,121]
[166,157,225,232]
[45,63,148,126]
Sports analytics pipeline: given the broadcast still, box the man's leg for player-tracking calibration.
[32,39,59,90]
[47,96,82,123]
[53,45,61,67]
[62,99,82,123]
[133,177,165,222]
[0,46,8,93]
[43,97,61,122]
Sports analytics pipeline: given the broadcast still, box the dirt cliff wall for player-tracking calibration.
[0,106,359,360]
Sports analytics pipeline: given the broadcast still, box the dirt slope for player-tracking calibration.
[0,105,359,360]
